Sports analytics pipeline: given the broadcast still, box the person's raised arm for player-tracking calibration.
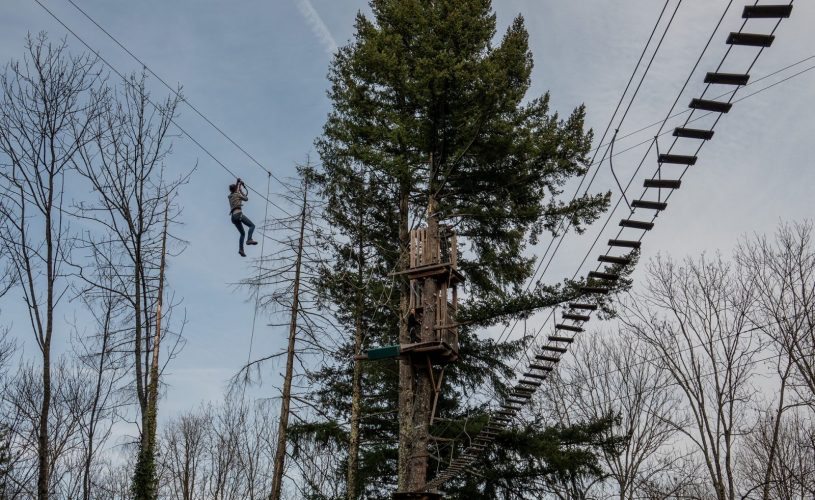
[238,180,249,200]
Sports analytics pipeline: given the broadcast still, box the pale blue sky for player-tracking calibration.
[1,0,814,425]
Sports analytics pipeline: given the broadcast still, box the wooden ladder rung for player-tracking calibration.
[569,303,598,310]
[588,271,619,281]
[541,345,567,353]
[726,32,775,47]
[644,179,681,189]
[555,324,583,333]
[528,364,553,371]
[632,199,668,210]
[609,239,641,249]
[620,219,655,231]
[659,154,697,165]
[689,98,732,113]
[742,4,792,19]
[673,127,714,140]
[704,72,750,86]
[598,255,631,265]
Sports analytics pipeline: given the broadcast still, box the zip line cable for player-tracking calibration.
[509,0,741,370]
[498,1,791,461]
[33,0,297,219]
[63,0,293,190]
[435,5,808,480]
[431,2,794,488]
[504,0,734,360]
[594,53,815,157]
[492,0,676,346]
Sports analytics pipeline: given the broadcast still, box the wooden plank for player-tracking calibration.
[673,127,714,140]
[704,72,750,86]
[726,32,774,47]
[689,98,732,113]
[620,219,655,231]
[742,4,792,19]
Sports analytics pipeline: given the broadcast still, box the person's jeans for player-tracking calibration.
[231,212,255,250]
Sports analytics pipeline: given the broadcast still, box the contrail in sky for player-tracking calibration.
[294,0,338,56]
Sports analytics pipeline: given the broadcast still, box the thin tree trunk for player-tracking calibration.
[347,215,365,500]
[146,198,170,464]
[397,183,413,492]
[83,303,114,500]
[37,160,57,500]
[133,200,169,499]
[761,361,792,500]
[270,180,309,500]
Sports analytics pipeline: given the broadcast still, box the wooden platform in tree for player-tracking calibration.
[401,340,459,365]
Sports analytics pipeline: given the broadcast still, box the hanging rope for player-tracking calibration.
[608,129,631,211]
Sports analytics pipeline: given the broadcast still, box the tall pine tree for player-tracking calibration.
[304,0,620,497]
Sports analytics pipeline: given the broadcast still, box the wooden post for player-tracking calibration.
[270,178,309,500]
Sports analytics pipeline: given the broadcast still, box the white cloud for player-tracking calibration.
[294,0,338,56]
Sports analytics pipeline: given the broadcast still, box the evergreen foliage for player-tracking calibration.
[442,414,627,497]
[298,0,627,497]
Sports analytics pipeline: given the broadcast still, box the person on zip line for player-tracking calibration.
[228,178,257,257]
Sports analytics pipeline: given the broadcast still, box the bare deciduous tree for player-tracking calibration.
[157,398,279,499]
[554,330,683,499]
[72,71,189,497]
[623,254,761,500]
[0,33,105,500]
[741,409,815,500]
[0,359,105,498]
[736,221,815,406]
[69,248,129,500]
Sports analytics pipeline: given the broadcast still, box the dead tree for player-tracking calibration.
[268,175,310,500]
[0,34,105,500]
[231,167,330,499]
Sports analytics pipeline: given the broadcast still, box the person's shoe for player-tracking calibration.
[246,239,258,245]
[239,249,246,257]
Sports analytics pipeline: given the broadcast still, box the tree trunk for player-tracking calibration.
[347,218,365,500]
[406,196,439,492]
[760,361,791,500]
[397,183,414,492]
[270,180,309,500]
[83,303,114,500]
[147,199,170,465]
[133,201,170,500]
[37,166,57,500]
